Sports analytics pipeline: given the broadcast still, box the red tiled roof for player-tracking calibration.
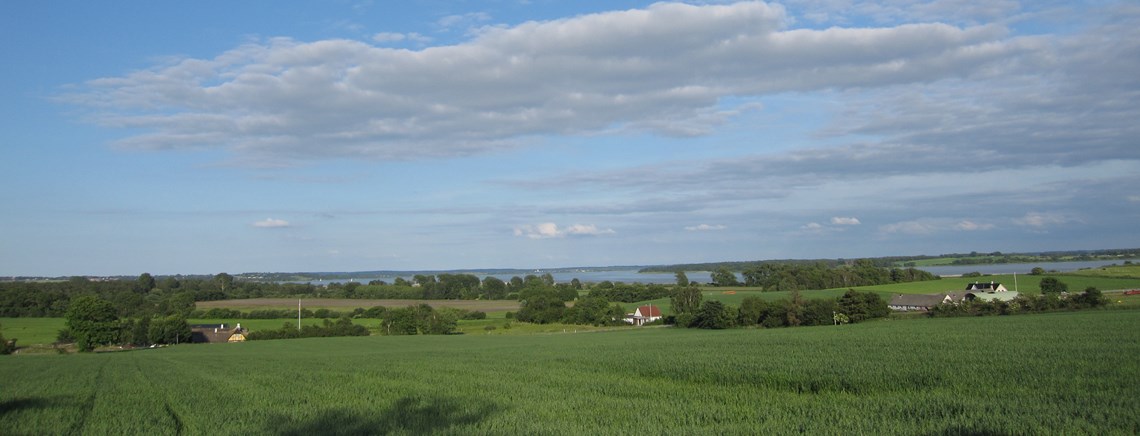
[638,305,662,317]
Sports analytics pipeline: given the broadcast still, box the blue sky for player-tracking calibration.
[2,1,1138,276]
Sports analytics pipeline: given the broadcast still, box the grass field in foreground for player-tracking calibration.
[3,310,1138,434]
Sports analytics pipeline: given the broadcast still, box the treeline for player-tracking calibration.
[700,260,937,290]
[0,274,318,318]
[192,306,486,321]
[671,289,890,329]
[246,317,370,340]
[586,282,672,302]
[512,285,629,326]
[58,295,193,352]
[0,272,581,318]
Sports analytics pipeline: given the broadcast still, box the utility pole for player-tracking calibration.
[297,299,301,330]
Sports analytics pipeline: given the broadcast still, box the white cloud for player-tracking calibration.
[371,32,405,43]
[685,224,727,231]
[954,220,994,231]
[830,216,861,225]
[438,12,491,30]
[881,217,998,235]
[513,222,614,239]
[252,218,290,228]
[64,1,1039,164]
[879,220,939,235]
[1013,212,1070,228]
[1128,195,1140,203]
[372,32,431,44]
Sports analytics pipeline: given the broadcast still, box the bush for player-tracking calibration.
[0,325,14,355]
[1039,277,1068,294]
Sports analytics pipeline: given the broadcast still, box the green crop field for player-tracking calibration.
[1066,264,1140,279]
[0,318,65,347]
[847,274,1140,295]
[3,310,1138,434]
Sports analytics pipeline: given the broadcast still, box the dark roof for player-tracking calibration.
[965,282,1002,291]
[889,294,950,308]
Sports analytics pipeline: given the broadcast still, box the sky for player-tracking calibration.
[1,1,1138,276]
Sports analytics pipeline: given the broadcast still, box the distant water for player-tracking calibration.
[286,259,1134,286]
[915,259,1135,277]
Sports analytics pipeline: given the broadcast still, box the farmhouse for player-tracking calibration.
[888,293,962,311]
[891,282,1019,311]
[190,323,248,343]
[623,305,662,326]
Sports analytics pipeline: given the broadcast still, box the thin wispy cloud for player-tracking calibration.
[252,218,290,228]
[513,222,615,239]
[831,217,860,226]
[685,224,727,231]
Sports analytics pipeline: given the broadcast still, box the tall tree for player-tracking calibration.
[691,300,731,329]
[1039,277,1068,294]
[710,267,739,287]
[136,273,156,293]
[65,296,120,352]
[670,285,702,316]
[675,271,690,287]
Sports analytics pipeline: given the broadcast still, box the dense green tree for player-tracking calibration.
[481,276,508,300]
[1075,287,1107,308]
[737,296,771,326]
[0,323,14,354]
[1039,277,1068,294]
[801,299,839,326]
[691,301,732,329]
[380,307,419,335]
[136,273,156,293]
[515,291,567,324]
[1029,267,1046,275]
[670,285,702,316]
[65,296,121,352]
[837,289,890,323]
[562,296,616,326]
[416,305,458,335]
[148,315,191,345]
[785,290,804,327]
[214,272,235,292]
[710,267,740,287]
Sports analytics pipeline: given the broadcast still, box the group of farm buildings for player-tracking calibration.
[888,281,1019,311]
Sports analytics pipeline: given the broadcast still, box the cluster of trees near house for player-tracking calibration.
[58,295,193,352]
[667,276,890,329]
[929,278,1108,317]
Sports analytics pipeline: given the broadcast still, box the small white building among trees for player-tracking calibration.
[623,305,662,326]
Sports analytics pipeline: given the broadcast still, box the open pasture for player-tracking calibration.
[2,310,1137,434]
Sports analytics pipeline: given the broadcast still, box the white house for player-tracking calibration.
[623,305,663,326]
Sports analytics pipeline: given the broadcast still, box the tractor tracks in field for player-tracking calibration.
[132,358,184,435]
[68,363,105,434]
